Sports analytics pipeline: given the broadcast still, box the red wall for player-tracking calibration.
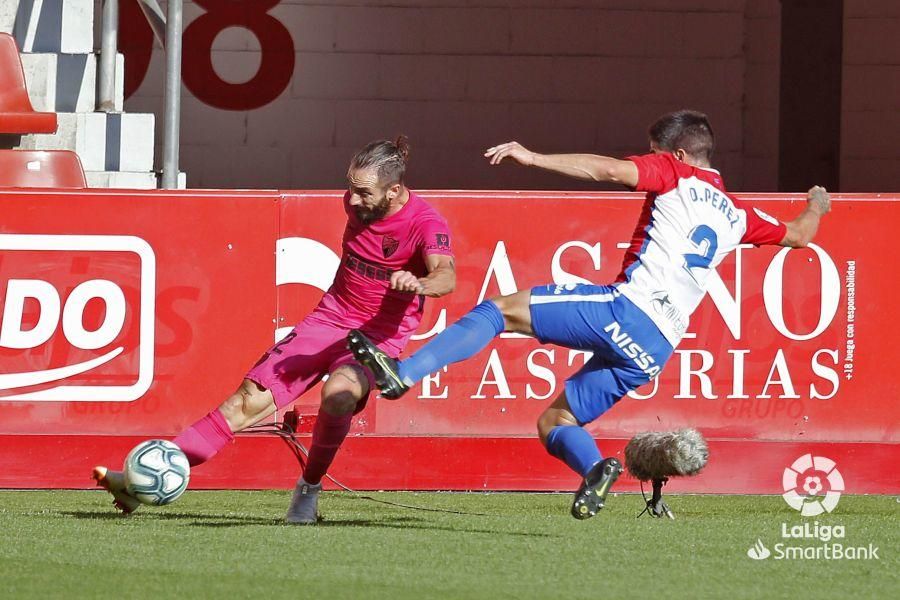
[0,189,896,493]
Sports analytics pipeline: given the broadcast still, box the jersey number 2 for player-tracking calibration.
[683,225,718,280]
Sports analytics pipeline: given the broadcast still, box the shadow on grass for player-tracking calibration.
[62,510,282,525]
[313,517,558,538]
[60,510,557,538]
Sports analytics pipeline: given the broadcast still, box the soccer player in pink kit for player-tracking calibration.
[93,137,456,523]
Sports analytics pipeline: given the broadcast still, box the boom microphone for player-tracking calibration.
[624,428,709,520]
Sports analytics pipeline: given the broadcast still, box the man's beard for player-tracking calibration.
[355,195,391,224]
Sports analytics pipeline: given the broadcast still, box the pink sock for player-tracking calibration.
[303,409,353,485]
[173,409,234,467]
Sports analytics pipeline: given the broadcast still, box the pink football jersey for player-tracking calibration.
[312,190,453,350]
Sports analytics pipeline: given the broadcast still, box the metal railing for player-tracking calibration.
[97,0,118,113]
[98,0,182,189]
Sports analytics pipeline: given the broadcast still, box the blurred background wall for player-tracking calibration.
[115,0,897,191]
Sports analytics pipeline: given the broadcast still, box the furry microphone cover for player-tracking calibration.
[624,428,709,481]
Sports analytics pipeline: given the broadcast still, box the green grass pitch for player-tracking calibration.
[0,491,895,599]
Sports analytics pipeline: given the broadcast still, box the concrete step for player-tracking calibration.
[1,0,94,54]
[18,112,155,172]
[19,52,124,113]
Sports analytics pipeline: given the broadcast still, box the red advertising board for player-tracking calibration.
[0,189,896,494]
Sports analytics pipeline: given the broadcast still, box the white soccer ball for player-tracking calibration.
[123,439,190,506]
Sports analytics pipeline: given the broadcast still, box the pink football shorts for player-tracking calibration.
[245,312,403,412]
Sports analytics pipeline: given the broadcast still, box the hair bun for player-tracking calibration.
[394,134,410,162]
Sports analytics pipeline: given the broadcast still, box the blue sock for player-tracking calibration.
[398,301,505,385]
[545,425,602,477]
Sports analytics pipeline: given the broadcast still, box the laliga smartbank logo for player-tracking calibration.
[745,454,880,561]
[782,453,843,516]
[746,539,771,560]
[0,234,155,401]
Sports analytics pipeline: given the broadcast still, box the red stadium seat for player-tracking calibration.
[0,33,58,134]
[0,150,87,188]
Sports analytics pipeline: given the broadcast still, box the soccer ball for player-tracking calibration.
[123,439,190,506]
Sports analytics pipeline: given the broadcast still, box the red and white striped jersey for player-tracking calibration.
[615,152,786,346]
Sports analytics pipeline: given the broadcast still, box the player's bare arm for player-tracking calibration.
[780,185,831,248]
[485,141,639,187]
[390,254,456,297]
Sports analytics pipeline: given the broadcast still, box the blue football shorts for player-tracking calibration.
[529,283,673,424]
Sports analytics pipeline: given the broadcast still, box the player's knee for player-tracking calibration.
[536,410,557,445]
[321,391,359,416]
[536,406,579,446]
[490,294,515,317]
[220,380,272,429]
[321,365,367,416]
[490,291,531,334]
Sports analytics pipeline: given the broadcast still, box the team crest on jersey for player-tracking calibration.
[382,235,400,258]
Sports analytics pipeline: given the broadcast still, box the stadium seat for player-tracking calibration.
[0,33,58,134]
[0,150,87,188]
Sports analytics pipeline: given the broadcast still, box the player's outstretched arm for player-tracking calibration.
[485,141,639,187]
[780,186,831,248]
[390,254,456,298]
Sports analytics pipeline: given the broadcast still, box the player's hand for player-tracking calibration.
[485,141,536,166]
[807,185,831,215]
[390,270,425,294]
